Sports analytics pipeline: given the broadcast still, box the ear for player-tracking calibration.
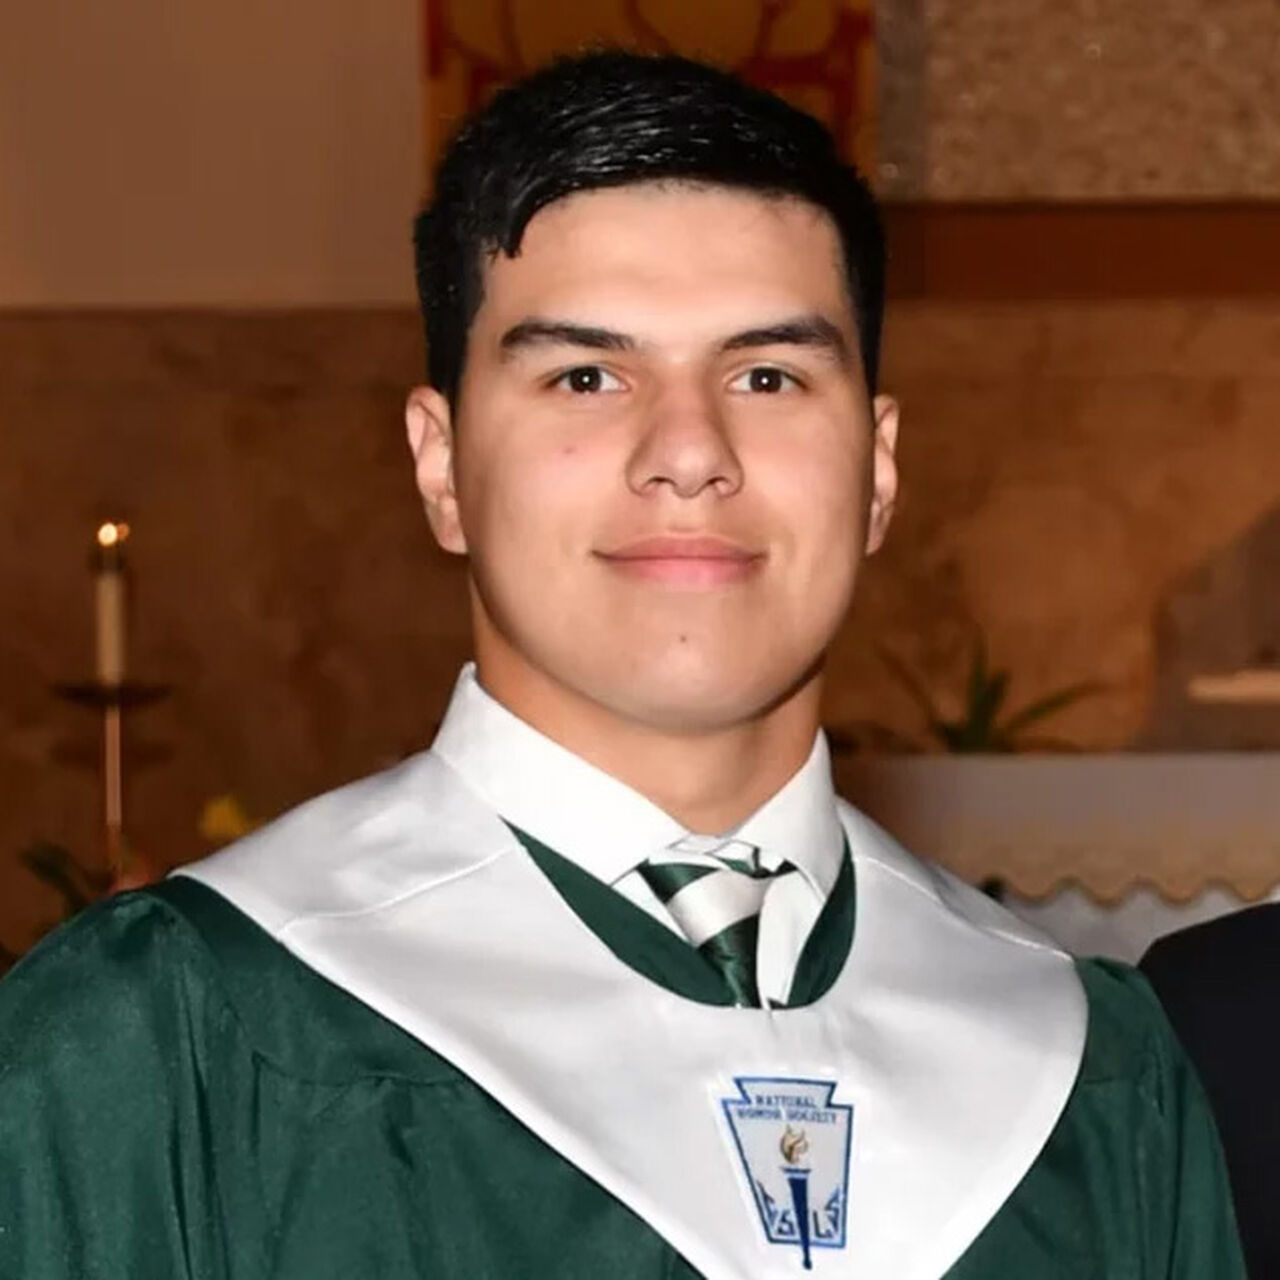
[405,386,467,555]
[864,394,899,555]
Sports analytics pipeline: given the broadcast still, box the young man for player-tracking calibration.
[0,52,1245,1279]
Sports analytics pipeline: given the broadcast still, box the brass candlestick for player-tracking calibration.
[53,522,169,881]
[52,681,170,879]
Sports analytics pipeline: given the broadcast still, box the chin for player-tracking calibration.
[594,660,803,736]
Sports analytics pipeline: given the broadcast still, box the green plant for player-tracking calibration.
[878,636,1104,754]
[0,842,114,976]
[19,840,112,914]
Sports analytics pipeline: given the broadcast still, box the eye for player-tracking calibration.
[552,365,625,394]
[728,366,800,394]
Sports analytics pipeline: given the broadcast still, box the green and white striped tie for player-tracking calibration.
[639,843,796,1007]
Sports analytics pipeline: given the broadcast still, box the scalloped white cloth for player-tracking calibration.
[838,753,1280,904]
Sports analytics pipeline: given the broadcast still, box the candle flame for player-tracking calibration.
[780,1125,810,1165]
[97,521,130,548]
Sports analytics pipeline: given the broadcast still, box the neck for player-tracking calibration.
[473,641,823,834]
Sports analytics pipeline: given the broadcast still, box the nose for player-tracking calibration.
[625,381,744,500]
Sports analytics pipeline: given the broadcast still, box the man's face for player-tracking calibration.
[408,183,897,735]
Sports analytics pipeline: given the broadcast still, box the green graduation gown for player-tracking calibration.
[0,834,1245,1279]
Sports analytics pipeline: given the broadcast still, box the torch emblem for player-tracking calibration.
[720,1077,853,1270]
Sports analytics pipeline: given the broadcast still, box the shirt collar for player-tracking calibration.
[430,664,844,898]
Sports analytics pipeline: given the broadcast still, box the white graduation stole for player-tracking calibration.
[179,751,1086,1280]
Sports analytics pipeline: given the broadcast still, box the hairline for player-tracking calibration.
[450,178,865,407]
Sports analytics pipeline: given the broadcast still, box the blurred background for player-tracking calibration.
[2,0,1279,961]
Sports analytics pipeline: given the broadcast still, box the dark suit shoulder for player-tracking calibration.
[1141,903,1280,1280]
[1140,901,1280,1080]
[1144,901,1280,984]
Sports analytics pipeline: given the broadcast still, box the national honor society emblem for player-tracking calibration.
[719,1077,854,1270]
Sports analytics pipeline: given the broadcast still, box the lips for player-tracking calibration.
[605,536,757,561]
[596,536,763,586]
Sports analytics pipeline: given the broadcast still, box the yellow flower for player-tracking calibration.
[198,795,257,845]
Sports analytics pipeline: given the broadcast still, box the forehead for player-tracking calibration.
[473,183,853,339]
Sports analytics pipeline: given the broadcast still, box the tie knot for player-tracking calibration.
[639,850,795,1007]
[640,851,787,897]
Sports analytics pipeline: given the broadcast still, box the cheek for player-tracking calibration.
[759,431,868,545]
[457,432,607,563]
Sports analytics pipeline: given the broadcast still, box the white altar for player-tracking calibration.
[837,754,1280,961]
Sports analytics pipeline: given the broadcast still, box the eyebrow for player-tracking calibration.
[499,319,635,355]
[497,312,850,362]
[719,315,850,363]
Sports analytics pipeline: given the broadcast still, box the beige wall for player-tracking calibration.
[0,0,421,305]
[880,0,1280,198]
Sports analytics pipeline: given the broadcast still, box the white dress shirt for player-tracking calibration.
[431,664,846,1005]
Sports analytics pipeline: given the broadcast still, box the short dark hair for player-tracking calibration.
[414,50,885,405]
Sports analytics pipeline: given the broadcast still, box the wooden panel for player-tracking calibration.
[884,204,1280,299]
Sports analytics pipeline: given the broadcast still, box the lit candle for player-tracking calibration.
[94,521,129,686]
